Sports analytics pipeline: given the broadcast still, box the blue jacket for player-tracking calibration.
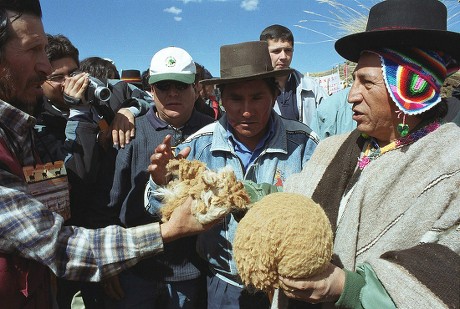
[312,87,357,140]
[150,111,319,286]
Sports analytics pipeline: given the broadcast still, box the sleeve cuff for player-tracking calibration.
[69,107,93,121]
[132,222,164,257]
[335,269,366,309]
[127,106,140,117]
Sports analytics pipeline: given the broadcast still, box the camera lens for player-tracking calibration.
[94,87,111,101]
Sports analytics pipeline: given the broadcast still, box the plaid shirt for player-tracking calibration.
[0,100,164,281]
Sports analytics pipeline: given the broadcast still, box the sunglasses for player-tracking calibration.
[153,81,191,91]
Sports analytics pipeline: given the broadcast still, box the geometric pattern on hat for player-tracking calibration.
[371,48,452,115]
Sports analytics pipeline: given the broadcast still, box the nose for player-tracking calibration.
[241,100,253,118]
[36,51,52,77]
[347,80,362,105]
[279,50,287,60]
[166,87,181,96]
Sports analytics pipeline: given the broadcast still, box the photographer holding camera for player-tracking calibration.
[37,34,153,308]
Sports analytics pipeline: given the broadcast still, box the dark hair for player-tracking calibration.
[0,0,42,60]
[417,100,448,121]
[0,0,42,17]
[141,68,150,91]
[46,34,79,66]
[79,57,119,80]
[217,77,280,97]
[259,24,294,45]
[195,62,205,83]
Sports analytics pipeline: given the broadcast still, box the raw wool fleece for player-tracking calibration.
[156,158,250,224]
[233,192,333,293]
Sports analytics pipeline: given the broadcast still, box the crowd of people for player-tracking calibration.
[0,0,459,309]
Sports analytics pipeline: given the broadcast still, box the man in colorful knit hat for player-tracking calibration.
[270,0,460,308]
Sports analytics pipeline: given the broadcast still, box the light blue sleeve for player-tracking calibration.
[145,177,164,216]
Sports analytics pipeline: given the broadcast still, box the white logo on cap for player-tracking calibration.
[165,56,176,67]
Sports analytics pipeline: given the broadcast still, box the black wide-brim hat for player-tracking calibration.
[335,0,460,63]
[201,41,293,85]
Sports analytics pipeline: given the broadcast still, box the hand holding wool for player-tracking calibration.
[153,158,251,224]
[233,192,333,295]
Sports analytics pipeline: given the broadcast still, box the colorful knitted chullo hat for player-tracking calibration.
[334,0,460,121]
[368,48,459,116]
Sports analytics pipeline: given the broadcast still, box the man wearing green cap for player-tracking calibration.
[102,46,214,308]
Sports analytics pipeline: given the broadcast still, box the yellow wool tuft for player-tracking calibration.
[233,192,333,293]
[159,159,250,224]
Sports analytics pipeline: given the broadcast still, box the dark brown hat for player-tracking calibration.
[121,69,143,88]
[121,69,141,82]
[200,41,292,85]
[335,0,460,63]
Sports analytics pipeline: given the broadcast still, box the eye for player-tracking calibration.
[364,81,378,91]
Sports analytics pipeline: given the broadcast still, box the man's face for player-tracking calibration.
[152,80,196,128]
[221,79,275,150]
[42,57,78,110]
[348,52,400,144]
[266,39,293,70]
[0,12,51,113]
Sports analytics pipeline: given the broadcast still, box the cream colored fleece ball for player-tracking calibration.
[233,192,333,293]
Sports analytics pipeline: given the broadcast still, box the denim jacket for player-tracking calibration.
[148,111,319,286]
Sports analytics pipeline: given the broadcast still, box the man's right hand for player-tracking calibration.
[147,135,190,185]
[64,72,89,103]
[160,197,217,243]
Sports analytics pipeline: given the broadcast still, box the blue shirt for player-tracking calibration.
[228,116,275,172]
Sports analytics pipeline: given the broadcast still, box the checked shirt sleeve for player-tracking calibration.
[0,169,164,282]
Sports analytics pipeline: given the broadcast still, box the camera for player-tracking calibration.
[69,72,111,104]
[86,76,111,103]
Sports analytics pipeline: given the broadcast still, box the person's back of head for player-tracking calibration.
[259,24,294,45]
[141,69,150,91]
[80,56,119,80]
[46,34,79,66]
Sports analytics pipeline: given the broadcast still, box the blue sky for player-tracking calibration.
[41,0,460,78]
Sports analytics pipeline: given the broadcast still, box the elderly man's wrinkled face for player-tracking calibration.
[348,52,400,145]
[221,79,275,150]
[0,12,51,113]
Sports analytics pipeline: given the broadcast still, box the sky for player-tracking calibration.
[41,0,460,78]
